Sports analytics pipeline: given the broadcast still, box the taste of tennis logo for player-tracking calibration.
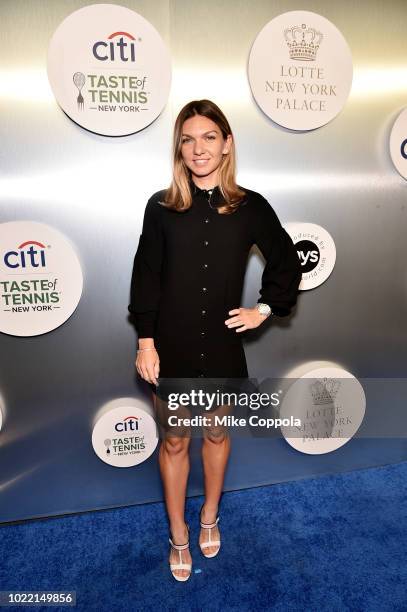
[72,31,147,111]
[0,221,83,337]
[248,10,353,130]
[284,222,336,290]
[92,401,158,467]
[47,4,171,136]
[103,416,144,457]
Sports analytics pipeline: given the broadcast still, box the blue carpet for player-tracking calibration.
[1,461,406,612]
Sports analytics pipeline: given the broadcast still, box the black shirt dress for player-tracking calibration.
[128,177,302,384]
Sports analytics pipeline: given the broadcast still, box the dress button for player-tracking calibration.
[198,373,205,378]
[204,218,209,223]
[202,287,207,292]
[201,331,205,337]
[203,263,208,269]
[200,353,205,358]
[201,309,206,315]
[204,240,209,246]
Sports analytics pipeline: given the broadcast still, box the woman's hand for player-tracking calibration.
[225,307,270,332]
[135,343,160,385]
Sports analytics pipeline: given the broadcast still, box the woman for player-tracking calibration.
[128,99,302,581]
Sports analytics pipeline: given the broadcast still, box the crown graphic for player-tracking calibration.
[310,378,340,405]
[284,23,323,61]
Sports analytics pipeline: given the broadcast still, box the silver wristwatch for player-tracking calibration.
[256,303,272,317]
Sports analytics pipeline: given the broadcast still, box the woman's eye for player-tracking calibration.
[207,135,216,140]
[182,138,190,143]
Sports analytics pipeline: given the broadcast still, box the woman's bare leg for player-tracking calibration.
[153,391,192,578]
[200,403,233,555]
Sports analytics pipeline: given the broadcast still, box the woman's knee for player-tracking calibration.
[161,433,191,455]
[201,404,232,443]
[202,426,229,444]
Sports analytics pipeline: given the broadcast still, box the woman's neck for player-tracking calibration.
[190,174,219,191]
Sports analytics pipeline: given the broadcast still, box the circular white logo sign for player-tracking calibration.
[248,10,353,130]
[47,3,172,136]
[390,108,407,180]
[0,221,83,337]
[280,366,366,454]
[92,399,158,467]
[284,222,336,290]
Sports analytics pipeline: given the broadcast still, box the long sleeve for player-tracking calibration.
[252,195,302,317]
[128,196,164,338]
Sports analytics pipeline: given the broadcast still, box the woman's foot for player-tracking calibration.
[199,503,221,557]
[169,522,192,581]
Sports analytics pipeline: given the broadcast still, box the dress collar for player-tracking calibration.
[188,174,221,202]
[187,174,247,210]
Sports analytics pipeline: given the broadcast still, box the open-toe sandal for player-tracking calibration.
[199,504,221,558]
[169,523,192,581]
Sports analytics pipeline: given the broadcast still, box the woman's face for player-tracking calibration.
[181,114,232,184]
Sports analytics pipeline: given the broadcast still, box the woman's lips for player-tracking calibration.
[193,159,209,165]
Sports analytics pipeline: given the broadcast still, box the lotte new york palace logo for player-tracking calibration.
[0,222,83,337]
[47,4,171,136]
[284,23,323,62]
[248,10,353,131]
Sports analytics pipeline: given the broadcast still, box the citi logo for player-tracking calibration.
[4,240,47,269]
[93,31,136,62]
[115,416,140,432]
[401,138,407,159]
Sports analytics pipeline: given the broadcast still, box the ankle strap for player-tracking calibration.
[169,538,189,550]
[169,523,189,550]
[200,516,219,529]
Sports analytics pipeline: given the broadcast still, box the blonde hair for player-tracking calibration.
[162,100,246,214]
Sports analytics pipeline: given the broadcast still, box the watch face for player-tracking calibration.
[258,304,271,315]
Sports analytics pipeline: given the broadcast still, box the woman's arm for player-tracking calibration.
[225,193,302,333]
[128,195,163,384]
[252,194,302,317]
[128,195,163,335]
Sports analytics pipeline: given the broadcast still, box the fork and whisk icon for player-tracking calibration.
[73,72,86,110]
